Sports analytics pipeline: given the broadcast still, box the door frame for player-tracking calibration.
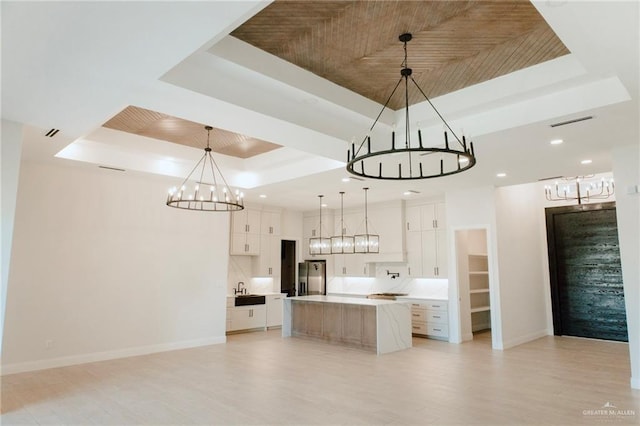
[545,201,617,336]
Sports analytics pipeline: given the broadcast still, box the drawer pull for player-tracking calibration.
[433,328,441,332]
[432,305,441,308]
[412,313,420,317]
[412,304,420,307]
[433,315,441,319]
[412,326,420,330]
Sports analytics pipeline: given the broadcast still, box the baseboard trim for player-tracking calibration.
[461,332,474,342]
[501,329,549,350]
[1,335,226,376]
[631,376,640,390]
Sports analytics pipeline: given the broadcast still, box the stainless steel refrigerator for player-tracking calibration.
[298,260,326,296]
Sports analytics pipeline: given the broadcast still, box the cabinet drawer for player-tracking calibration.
[425,301,447,311]
[411,322,427,335]
[426,323,448,338]
[426,311,447,324]
[411,309,426,322]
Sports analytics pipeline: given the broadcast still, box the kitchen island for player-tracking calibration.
[282,295,411,354]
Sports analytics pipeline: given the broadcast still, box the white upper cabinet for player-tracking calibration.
[404,201,447,278]
[406,205,422,232]
[260,210,281,236]
[363,201,405,262]
[230,208,261,255]
[232,208,261,234]
[408,202,446,230]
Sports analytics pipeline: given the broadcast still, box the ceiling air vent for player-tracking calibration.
[549,116,593,128]
[45,128,60,137]
[538,176,563,182]
[98,166,126,172]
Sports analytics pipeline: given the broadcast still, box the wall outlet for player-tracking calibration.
[45,339,54,349]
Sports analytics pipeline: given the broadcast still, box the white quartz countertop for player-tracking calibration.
[288,295,405,306]
[396,295,448,301]
[326,293,447,302]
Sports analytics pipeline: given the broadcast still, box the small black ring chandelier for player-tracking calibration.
[166,125,245,212]
[346,33,477,180]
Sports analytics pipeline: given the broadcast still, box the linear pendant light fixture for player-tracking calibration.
[166,126,244,212]
[346,33,477,180]
[309,195,331,255]
[331,192,355,254]
[354,188,379,254]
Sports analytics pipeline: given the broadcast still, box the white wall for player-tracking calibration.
[494,183,549,349]
[2,160,230,374]
[612,144,640,389]
[0,119,23,357]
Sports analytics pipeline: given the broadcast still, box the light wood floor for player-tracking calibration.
[2,330,639,425]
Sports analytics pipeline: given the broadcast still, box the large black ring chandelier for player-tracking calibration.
[346,33,477,180]
[166,125,244,212]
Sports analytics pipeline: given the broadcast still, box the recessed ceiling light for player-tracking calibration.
[581,159,592,165]
[403,191,411,196]
[550,139,563,145]
[341,177,350,182]
[259,194,267,198]
[496,172,507,178]
[321,203,328,208]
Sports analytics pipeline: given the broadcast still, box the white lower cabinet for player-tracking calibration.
[227,305,266,332]
[266,294,284,328]
[226,294,285,332]
[407,299,448,340]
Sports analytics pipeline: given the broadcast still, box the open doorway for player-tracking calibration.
[280,240,296,297]
[455,229,492,344]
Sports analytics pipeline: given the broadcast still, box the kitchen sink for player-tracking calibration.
[234,294,266,306]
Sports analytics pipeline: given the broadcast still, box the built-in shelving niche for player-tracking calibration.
[455,229,492,340]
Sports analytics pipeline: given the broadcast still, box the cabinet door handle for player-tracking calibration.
[312,229,316,237]
[408,267,411,275]
[433,328,442,332]
[406,222,409,231]
[432,305,441,308]
[275,297,281,300]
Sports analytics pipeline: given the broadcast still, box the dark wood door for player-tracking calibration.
[280,240,296,297]
[546,203,627,342]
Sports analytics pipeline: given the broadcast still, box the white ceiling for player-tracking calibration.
[2,1,638,211]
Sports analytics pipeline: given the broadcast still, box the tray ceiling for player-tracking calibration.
[231,0,570,110]
[103,106,281,159]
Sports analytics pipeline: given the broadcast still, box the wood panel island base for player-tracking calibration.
[282,296,412,354]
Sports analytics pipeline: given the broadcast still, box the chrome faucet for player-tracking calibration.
[234,281,247,295]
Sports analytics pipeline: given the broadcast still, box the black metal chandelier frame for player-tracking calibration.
[166,125,244,212]
[346,33,477,181]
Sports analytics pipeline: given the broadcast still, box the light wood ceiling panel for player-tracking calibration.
[103,106,281,159]
[231,0,569,110]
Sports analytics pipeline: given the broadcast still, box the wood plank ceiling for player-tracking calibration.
[103,106,281,159]
[231,0,570,110]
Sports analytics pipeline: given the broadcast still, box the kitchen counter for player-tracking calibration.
[283,296,411,354]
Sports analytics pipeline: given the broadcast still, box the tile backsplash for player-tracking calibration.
[327,264,448,299]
